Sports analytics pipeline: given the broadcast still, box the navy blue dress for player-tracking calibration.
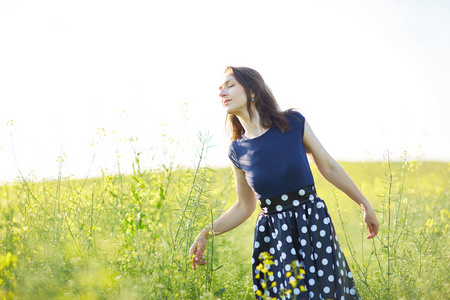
[229,111,360,300]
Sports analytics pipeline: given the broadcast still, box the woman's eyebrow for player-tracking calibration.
[219,79,233,90]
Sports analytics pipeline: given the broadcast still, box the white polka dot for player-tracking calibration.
[338,278,342,284]
[341,269,344,276]
[311,225,317,232]
[341,296,345,300]
[301,226,307,233]
[308,279,315,286]
[346,287,349,294]
[255,241,260,248]
[282,224,288,231]
[289,211,292,217]
[302,214,307,221]
[315,213,319,220]
[295,212,298,218]
[338,251,341,258]
[322,258,328,265]
[300,239,307,246]
[269,275,274,281]
[276,205,283,211]
[277,271,282,278]
[309,291,314,298]
[320,230,326,237]
[291,248,296,255]
[328,275,334,282]
[265,199,271,205]
[316,202,323,208]
[273,287,278,293]
[314,253,318,259]
[281,252,287,259]
[309,195,315,200]
[294,288,300,295]
[272,232,277,239]
[301,251,306,258]
[350,288,356,295]
[336,260,339,267]
[326,246,332,253]
[324,286,330,293]
[309,266,315,273]
[343,261,346,268]
[281,194,288,201]
[253,285,258,291]
[293,200,300,206]
[271,217,275,223]
[348,271,353,278]
[259,225,265,232]
[270,247,275,254]
[286,236,292,243]
[278,213,282,219]
[252,257,255,264]
[264,236,270,243]
[318,270,324,277]
[277,241,282,250]
[285,264,291,271]
[308,208,312,215]
[299,189,305,196]
[324,217,330,224]
[316,241,322,248]
[274,259,279,266]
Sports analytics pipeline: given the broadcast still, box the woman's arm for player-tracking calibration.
[303,120,379,239]
[189,163,257,270]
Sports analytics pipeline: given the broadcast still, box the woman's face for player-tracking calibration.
[219,73,249,116]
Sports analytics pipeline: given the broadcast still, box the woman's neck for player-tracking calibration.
[236,110,267,139]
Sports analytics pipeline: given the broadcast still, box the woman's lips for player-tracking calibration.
[223,99,231,105]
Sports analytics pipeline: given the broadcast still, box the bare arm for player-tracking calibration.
[189,163,257,270]
[303,121,379,239]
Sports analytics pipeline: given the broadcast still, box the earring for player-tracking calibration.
[251,98,255,102]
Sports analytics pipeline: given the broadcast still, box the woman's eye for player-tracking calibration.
[229,85,234,88]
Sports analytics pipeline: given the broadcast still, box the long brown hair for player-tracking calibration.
[224,66,291,141]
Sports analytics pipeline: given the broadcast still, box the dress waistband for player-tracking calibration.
[258,185,317,214]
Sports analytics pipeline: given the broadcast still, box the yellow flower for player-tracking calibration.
[268,271,274,276]
[289,278,297,287]
[285,289,292,294]
[286,271,292,278]
[300,268,306,274]
[256,263,264,271]
[256,290,262,296]
[262,282,267,289]
[300,285,307,292]
[255,273,260,279]
[271,281,277,288]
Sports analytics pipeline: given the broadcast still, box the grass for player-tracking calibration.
[0,135,449,299]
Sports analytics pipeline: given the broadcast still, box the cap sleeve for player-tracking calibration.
[287,110,306,137]
[228,144,242,169]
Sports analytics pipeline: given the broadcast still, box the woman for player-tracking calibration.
[189,66,379,300]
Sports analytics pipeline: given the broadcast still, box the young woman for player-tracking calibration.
[189,66,379,300]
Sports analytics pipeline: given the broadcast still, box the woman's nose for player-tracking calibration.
[219,89,227,98]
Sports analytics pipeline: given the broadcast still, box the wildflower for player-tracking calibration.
[262,282,267,289]
[268,271,274,277]
[289,278,297,287]
[271,281,277,288]
[300,268,306,274]
[256,290,262,296]
[256,263,264,271]
[255,274,260,279]
[300,285,307,292]
[286,271,292,278]
[285,289,292,295]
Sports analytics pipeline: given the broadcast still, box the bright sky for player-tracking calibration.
[0,0,449,183]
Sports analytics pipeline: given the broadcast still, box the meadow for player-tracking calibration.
[0,136,449,299]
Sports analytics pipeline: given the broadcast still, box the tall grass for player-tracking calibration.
[0,136,449,299]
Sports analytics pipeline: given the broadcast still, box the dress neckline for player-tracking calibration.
[242,127,272,141]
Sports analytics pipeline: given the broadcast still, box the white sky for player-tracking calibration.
[0,0,449,183]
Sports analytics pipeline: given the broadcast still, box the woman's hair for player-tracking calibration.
[224,66,292,141]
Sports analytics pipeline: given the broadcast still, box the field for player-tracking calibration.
[0,139,449,299]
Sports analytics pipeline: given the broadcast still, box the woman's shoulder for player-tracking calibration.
[284,109,305,123]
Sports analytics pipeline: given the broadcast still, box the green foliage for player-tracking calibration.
[0,142,448,299]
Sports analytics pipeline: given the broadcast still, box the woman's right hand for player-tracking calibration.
[189,230,208,271]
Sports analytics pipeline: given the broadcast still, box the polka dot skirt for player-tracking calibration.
[252,185,361,300]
